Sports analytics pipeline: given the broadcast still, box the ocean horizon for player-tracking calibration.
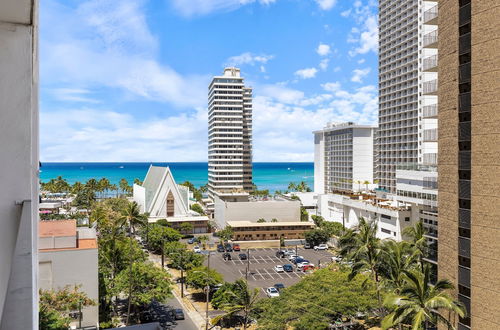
[40,162,314,193]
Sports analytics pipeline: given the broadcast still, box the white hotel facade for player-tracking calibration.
[207,68,253,205]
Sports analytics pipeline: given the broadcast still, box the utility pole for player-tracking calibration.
[205,252,210,330]
[245,248,250,281]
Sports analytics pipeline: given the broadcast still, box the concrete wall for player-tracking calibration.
[214,196,301,229]
[39,248,99,328]
[39,236,77,249]
[313,132,325,194]
[352,128,375,190]
[133,184,146,213]
[0,1,39,328]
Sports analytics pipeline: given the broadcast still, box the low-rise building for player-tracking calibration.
[38,220,99,329]
[317,192,416,241]
[227,221,314,241]
[133,165,210,234]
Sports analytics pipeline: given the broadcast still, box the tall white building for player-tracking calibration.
[379,0,439,279]
[314,122,377,194]
[208,68,253,204]
[377,0,438,193]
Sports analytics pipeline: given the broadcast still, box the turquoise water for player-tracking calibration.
[40,162,314,193]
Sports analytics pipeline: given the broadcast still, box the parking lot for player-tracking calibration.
[206,247,336,297]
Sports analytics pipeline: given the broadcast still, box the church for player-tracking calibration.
[133,165,209,234]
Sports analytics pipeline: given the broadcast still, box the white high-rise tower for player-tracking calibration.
[208,68,253,204]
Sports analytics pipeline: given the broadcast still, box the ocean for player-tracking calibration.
[40,162,314,193]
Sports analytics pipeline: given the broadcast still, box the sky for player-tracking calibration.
[40,0,378,162]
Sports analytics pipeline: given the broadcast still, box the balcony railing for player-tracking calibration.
[459,208,471,229]
[459,151,471,170]
[459,122,471,141]
[424,5,438,24]
[459,92,471,113]
[459,179,471,199]
[423,129,438,142]
[459,62,471,83]
[423,153,438,165]
[423,79,438,94]
[459,3,471,26]
[423,177,438,190]
[423,55,438,71]
[423,104,438,118]
[423,30,438,47]
[459,33,471,55]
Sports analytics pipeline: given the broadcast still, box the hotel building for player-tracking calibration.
[207,68,253,206]
[313,122,377,194]
[438,0,500,328]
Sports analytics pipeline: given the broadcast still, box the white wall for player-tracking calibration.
[133,184,146,213]
[39,248,99,328]
[352,128,375,191]
[313,132,325,194]
[0,1,39,328]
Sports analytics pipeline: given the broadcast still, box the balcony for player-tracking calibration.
[424,5,438,25]
[423,128,438,142]
[459,122,471,141]
[423,30,438,48]
[459,151,471,170]
[423,79,438,95]
[459,92,471,113]
[459,3,471,26]
[459,33,471,55]
[459,208,471,229]
[423,55,438,72]
[459,62,471,83]
[423,104,438,118]
[423,153,438,165]
[423,177,438,190]
[459,179,471,199]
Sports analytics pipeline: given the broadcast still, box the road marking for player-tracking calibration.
[261,288,267,295]
[252,257,261,264]
[269,268,284,279]
[283,271,293,278]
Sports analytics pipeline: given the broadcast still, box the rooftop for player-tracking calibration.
[227,221,314,228]
[39,220,76,237]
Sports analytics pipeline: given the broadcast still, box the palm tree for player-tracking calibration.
[363,180,370,191]
[287,182,297,191]
[382,266,466,330]
[119,178,129,197]
[119,201,147,325]
[98,178,111,199]
[338,217,383,305]
[403,221,427,272]
[86,178,99,194]
[379,240,418,293]
[72,181,84,194]
[212,279,260,330]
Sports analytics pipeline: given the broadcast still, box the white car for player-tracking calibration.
[314,244,328,251]
[266,287,280,298]
[288,254,303,261]
[283,250,295,256]
[331,256,342,263]
[297,262,314,270]
[193,246,202,253]
[274,265,284,273]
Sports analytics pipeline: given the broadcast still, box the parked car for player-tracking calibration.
[296,261,311,269]
[274,265,284,273]
[217,244,225,252]
[314,244,328,251]
[331,255,342,263]
[274,283,285,291]
[232,243,241,251]
[301,264,315,272]
[283,264,294,272]
[292,258,308,265]
[224,243,233,252]
[266,287,280,298]
[304,242,312,249]
[239,253,248,260]
[193,246,201,253]
[288,255,303,262]
[275,250,286,258]
[173,308,185,320]
[283,250,295,256]
[187,237,198,244]
[223,252,232,261]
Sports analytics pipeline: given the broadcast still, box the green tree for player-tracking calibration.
[113,262,172,324]
[186,265,223,290]
[133,178,143,185]
[257,218,266,223]
[287,182,297,191]
[119,178,129,196]
[300,207,309,222]
[338,217,383,305]
[86,178,99,193]
[382,267,466,330]
[218,226,233,241]
[180,222,194,234]
[254,268,378,330]
[72,181,85,195]
[211,279,260,330]
[304,228,330,246]
[379,240,418,293]
[190,203,205,215]
[39,285,95,330]
[403,221,428,272]
[271,218,278,223]
[147,224,182,253]
[311,215,325,227]
[321,221,345,237]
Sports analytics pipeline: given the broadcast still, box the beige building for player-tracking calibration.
[38,220,99,329]
[227,221,314,241]
[438,0,500,329]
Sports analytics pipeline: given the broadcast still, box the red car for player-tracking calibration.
[302,264,315,272]
[232,243,241,251]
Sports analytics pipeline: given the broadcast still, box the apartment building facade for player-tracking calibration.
[438,0,500,329]
[314,122,377,194]
[208,68,253,204]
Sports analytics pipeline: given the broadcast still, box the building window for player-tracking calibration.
[166,191,174,217]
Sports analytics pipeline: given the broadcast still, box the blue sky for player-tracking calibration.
[40,0,378,162]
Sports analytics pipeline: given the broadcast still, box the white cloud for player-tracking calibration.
[49,88,100,103]
[357,58,365,64]
[319,58,330,71]
[321,82,341,92]
[259,84,304,104]
[294,67,318,79]
[170,0,277,17]
[226,52,274,66]
[41,0,209,109]
[316,43,331,56]
[315,0,337,11]
[351,68,371,83]
[345,1,378,56]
